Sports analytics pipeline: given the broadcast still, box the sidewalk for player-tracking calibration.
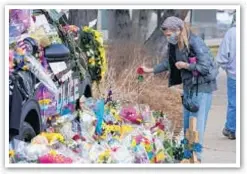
[202,69,236,163]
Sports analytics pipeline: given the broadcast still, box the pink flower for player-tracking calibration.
[38,154,73,163]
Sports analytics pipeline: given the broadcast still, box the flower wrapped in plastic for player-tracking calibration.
[78,108,97,138]
[108,139,134,163]
[9,139,30,163]
[55,143,86,163]
[133,145,150,163]
[12,47,30,71]
[39,132,64,145]
[77,141,92,160]
[89,142,111,163]
[38,150,73,163]
[24,143,50,162]
[25,54,59,94]
[152,137,166,163]
[9,50,15,74]
[120,106,143,125]
[63,25,79,40]
[138,104,154,126]
[9,149,15,163]
[31,135,49,145]
[29,27,51,47]
[9,9,32,37]
[58,121,76,141]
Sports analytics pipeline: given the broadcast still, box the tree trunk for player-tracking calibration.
[131,10,153,43]
[144,10,189,61]
[107,10,132,42]
[68,10,98,29]
[157,10,162,27]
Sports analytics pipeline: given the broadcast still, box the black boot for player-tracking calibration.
[222,128,236,140]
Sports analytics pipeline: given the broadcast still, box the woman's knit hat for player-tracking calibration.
[161,16,184,30]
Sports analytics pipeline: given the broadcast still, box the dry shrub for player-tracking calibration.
[93,40,183,136]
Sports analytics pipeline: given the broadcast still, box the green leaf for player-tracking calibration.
[138,75,144,82]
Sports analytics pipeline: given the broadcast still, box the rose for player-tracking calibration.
[137,67,144,75]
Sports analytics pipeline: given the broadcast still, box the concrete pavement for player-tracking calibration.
[202,69,236,163]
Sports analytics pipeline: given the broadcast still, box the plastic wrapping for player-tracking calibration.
[26,54,58,94]
[39,132,64,145]
[134,145,150,163]
[9,50,14,74]
[108,139,134,163]
[31,135,49,145]
[58,121,76,141]
[24,144,50,161]
[9,139,28,163]
[138,104,153,124]
[77,141,92,160]
[120,106,143,124]
[79,110,96,138]
[29,27,51,47]
[9,10,32,37]
[89,142,111,163]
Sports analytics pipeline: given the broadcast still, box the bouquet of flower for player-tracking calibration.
[120,107,143,125]
[38,150,73,163]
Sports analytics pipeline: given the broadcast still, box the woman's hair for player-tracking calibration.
[177,22,191,51]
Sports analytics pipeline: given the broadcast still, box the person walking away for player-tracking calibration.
[141,16,218,162]
[216,25,236,140]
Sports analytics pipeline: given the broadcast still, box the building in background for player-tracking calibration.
[190,9,234,40]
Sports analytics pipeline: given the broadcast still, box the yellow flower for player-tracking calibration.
[9,150,15,158]
[145,144,152,152]
[38,99,51,105]
[100,134,107,140]
[110,108,116,114]
[88,57,95,64]
[16,47,25,55]
[156,150,165,162]
[120,125,133,136]
[83,26,89,31]
[131,140,136,147]
[49,149,57,156]
[22,65,29,71]
[40,132,64,144]
[94,32,101,39]
[98,150,110,163]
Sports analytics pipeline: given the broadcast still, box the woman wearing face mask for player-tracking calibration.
[141,16,218,162]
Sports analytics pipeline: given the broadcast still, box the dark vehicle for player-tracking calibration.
[9,9,92,142]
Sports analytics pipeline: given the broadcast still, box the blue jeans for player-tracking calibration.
[225,77,236,133]
[183,91,212,161]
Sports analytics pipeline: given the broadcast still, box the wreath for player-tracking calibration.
[79,26,107,82]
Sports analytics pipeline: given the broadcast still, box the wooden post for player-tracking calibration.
[181,117,200,163]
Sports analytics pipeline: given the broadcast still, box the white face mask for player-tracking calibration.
[167,32,178,45]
